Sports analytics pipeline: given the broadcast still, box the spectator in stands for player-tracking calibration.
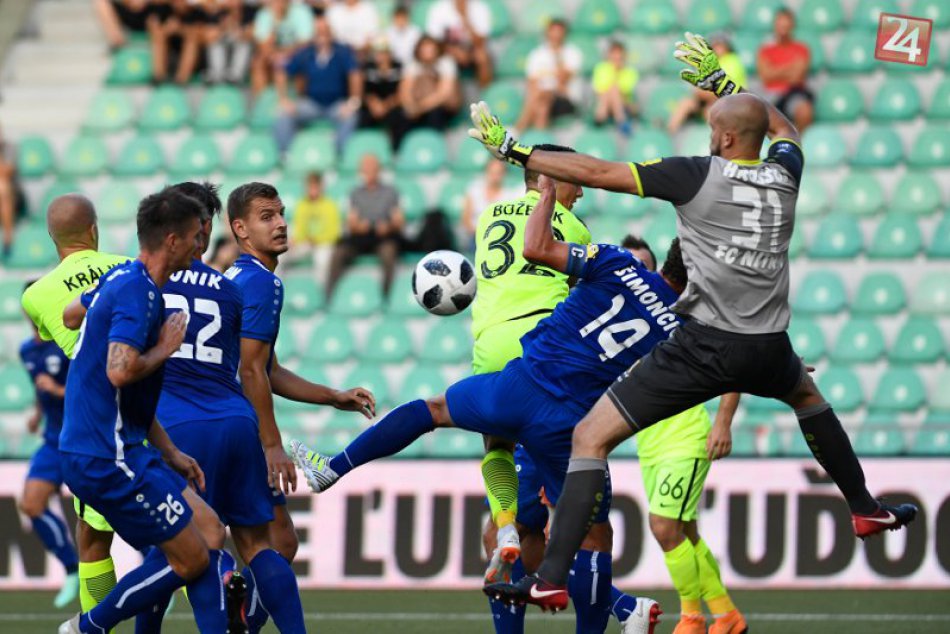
[94,0,153,50]
[360,38,405,149]
[515,18,582,131]
[208,234,239,272]
[395,35,460,146]
[757,7,814,132]
[203,1,255,83]
[326,154,404,300]
[148,1,232,84]
[289,172,341,283]
[591,40,638,135]
[274,15,363,155]
[461,159,515,249]
[0,125,18,260]
[426,0,493,87]
[326,0,380,58]
[668,33,746,133]
[385,4,421,66]
[251,0,315,93]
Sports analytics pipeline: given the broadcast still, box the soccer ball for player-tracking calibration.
[412,250,477,316]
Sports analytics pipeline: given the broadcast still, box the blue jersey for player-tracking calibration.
[224,253,284,373]
[19,338,69,445]
[60,260,166,460]
[157,259,256,427]
[520,244,682,416]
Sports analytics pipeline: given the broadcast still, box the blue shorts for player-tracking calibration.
[448,359,611,523]
[61,444,193,550]
[27,442,64,487]
[513,446,549,531]
[166,417,276,527]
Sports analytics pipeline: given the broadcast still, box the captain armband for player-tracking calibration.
[565,243,590,277]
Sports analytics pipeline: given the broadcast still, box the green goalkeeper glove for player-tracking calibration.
[674,31,740,97]
[467,101,534,168]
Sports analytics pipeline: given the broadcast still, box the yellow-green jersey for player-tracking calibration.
[471,190,591,340]
[636,403,711,465]
[21,249,129,357]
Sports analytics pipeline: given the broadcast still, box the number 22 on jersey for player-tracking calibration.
[165,294,223,364]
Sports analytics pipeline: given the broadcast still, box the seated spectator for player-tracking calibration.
[326,154,404,300]
[396,35,460,146]
[757,8,814,132]
[591,40,639,135]
[326,0,380,58]
[426,0,492,87]
[360,38,404,149]
[0,125,18,259]
[274,15,362,155]
[94,0,152,50]
[148,0,231,84]
[289,172,341,283]
[203,1,254,83]
[385,3,421,66]
[668,33,746,133]
[251,0,314,93]
[515,18,582,131]
[461,159,515,248]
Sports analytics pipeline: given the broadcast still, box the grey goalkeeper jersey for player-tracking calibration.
[630,139,805,334]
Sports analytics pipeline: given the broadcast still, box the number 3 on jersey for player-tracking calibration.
[481,220,565,279]
[165,294,223,364]
[580,294,650,361]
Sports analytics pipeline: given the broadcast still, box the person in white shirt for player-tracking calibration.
[425,0,492,86]
[515,18,582,131]
[394,34,460,146]
[461,159,516,248]
[384,4,422,65]
[326,0,380,56]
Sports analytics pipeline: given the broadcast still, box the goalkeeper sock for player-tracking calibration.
[247,549,306,634]
[31,510,78,574]
[609,586,638,623]
[568,550,612,634]
[79,557,117,628]
[663,538,702,616]
[489,558,526,634]
[328,399,434,477]
[482,449,519,528]
[695,538,735,615]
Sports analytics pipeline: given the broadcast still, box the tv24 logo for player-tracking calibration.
[875,13,933,66]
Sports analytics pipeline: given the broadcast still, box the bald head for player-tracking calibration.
[708,93,770,159]
[47,194,98,250]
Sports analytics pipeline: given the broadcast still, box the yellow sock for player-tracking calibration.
[662,538,702,616]
[695,538,736,615]
[79,558,117,633]
[481,449,519,528]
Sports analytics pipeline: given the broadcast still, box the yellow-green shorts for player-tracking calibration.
[472,313,549,374]
[641,458,710,522]
[74,497,114,533]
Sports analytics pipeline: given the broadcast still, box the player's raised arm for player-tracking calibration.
[105,312,187,387]
[522,175,573,273]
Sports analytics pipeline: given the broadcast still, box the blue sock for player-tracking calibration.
[133,591,171,634]
[329,399,434,476]
[247,549,305,634]
[489,558,526,634]
[243,565,268,634]
[184,549,228,633]
[568,550,613,634]
[609,586,638,623]
[31,510,78,574]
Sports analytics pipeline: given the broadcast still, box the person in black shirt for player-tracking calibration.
[359,39,405,149]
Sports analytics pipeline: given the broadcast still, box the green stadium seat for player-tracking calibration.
[480,82,524,124]
[908,127,950,167]
[273,177,304,213]
[677,125,710,157]
[793,270,846,315]
[417,318,471,363]
[483,0,512,36]
[84,90,135,133]
[817,366,865,412]
[169,135,220,177]
[851,127,903,167]
[282,276,324,316]
[929,371,950,412]
[910,429,950,456]
[274,327,300,362]
[911,272,950,315]
[437,175,469,220]
[387,271,422,317]
[573,127,618,161]
[808,215,863,259]
[830,318,885,364]
[815,79,864,122]
[927,214,950,258]
[8,225,55,270]
[363,319,413,363]
[513,0,566,34]
[0,363,35,410]
[496,38,536,79]
[798,0,845,32]
[785,430,817,457]
[195,85,246,130]
[326,175,356,209]
[788,224,805,259]
[852,272,905,315]
[628,0,678,33]
[285,129,335,174]
[227,133,278,175]
[574,0,622,34]
[628,127,674,160]
[828,31,875,73]
[60,136,109,177]
[396,129,447,173]
[304,317,354,362]
[571,36,603,75]
[870,368,926,411]
[16,434,43,459]
[399,364,446,402]
[869,78,921,121]
[341,130,391,172]
[923,411,950,428]
[788,318,826,360]
[597,190,653,218]
[929,79,950,120]
[795,174,827,217]
[426,428,483,458]
[344,363,391,405]
[797,30,826,72]
[853,0,902,31]
[249,88,278,130]
[0,280,26,322]
[732,31,765,71]
[684,0,733,32]
[139,86,190,131]
[113,134,165,176]
[328,274,383,317]
[37,180,82,220]
[891,317,945,364]
[740,0,786,31]
[395,178,428,221]
[802,125,846,167]
[891,172,941,215]
[643,82,690,124]
[743,394,787,413]
[911,0,950,27]
[98,182,141,223]
[107,47,152,84]
[853,429,904,456]
[868,215,922,259]
[643,214,678,260]
[316,426,361,456]
[834,172,883,216]
[16,136,54,178]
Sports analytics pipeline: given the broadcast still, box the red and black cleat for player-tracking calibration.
[853,500,918,539]
[484,574,569,613]
[223,570,249,634]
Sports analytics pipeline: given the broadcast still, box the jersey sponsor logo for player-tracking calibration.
[714,244,784,271]
[169,269,223,290]
[612,266,679,332]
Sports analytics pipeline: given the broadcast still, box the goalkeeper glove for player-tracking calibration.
[674,31,740,97]
[467,101,534,168]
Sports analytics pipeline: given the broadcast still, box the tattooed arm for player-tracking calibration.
[106,312,188,388]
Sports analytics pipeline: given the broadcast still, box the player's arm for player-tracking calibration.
[146,418,205,492]
[63,295,87,330]
[106,312,188,388]
[707,392,740,461]
[26,400,41,435]
[34,373,65,399]
[270,353,376,418]
[522,174,571,272]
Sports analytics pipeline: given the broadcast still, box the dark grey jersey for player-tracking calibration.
[631,139,805,334]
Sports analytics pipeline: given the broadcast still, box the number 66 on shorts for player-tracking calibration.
[642,459,711,522]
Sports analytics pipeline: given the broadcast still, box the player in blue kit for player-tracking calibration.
[57,188,234,634]
[18,293,80,609]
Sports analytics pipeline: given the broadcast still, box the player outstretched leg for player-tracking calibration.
[20,476,79,608]
[482,444,522,578]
